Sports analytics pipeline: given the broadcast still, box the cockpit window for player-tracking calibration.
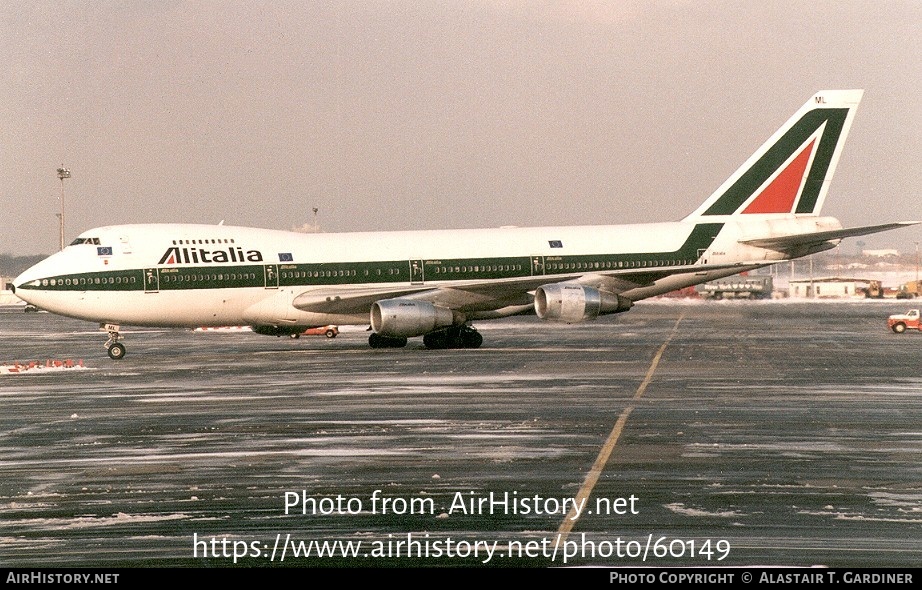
[69,237,101,246]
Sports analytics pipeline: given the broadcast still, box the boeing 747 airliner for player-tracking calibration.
[12,90,916,358]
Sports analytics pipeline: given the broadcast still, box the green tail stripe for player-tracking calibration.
[703,108,849,216]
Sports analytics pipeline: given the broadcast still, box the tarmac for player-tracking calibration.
[1,299,920,567]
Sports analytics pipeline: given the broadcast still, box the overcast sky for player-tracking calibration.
[2,1,920,256]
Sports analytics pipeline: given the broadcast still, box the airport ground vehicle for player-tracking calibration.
[243,325,339,338]
[303,325,338,338]
[888,309,922,333]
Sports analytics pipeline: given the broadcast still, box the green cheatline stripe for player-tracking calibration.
[703,108,848,216]
[20,223,723,292]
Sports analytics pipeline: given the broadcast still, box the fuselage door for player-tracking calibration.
[143,268,160,293]
[695,248,709,274]
[409,259,424,285]
[531,255,545,276]
[264,264,279,289]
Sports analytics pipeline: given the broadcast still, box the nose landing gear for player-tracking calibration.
[102,324,126,360]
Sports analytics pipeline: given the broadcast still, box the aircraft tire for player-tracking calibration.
[424,326,482,350]
[460,326,483,349]
[423,331,448,349]
[423,328,461,349]
[107,342,127,360]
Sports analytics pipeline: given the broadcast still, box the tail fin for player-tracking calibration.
[684,90,863,220]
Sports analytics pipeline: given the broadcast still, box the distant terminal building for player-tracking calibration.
[788,277,884,299]
[862,249,900,258]
[696,275,773,300]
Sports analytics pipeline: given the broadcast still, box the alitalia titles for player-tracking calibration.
[159,246,263,265]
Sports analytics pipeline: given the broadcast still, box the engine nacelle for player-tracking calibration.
[534,284,632,323]
[371,299,455,338]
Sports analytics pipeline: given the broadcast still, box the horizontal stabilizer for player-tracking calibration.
[740,221,919,250]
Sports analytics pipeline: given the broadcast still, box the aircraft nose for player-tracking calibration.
[12,261,49,297]
[12,270,32,291]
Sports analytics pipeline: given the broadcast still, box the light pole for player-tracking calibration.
[915,242,919,297]
[57,167,71,250]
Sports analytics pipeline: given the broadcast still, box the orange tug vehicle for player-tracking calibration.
[302,325,339,338]
[888,309,922,334]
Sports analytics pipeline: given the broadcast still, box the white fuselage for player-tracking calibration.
[12,216,841,329]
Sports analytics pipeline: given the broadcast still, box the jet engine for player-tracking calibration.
[534,284,632,323]
[371,299,455,337]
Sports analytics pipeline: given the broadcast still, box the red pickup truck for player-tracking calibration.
[888,309,921,333]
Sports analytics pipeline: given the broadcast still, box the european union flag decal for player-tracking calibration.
[548,240,563,248]
[278,253,293,262]
[97,246,113,256]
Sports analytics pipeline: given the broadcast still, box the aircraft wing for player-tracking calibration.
[740,221,919,251]
[290,261,764,315]
[292,285,434,314]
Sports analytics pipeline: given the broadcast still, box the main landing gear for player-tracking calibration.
[367,325,484,350]
[422,325,483,350]
[103,324,126,360]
